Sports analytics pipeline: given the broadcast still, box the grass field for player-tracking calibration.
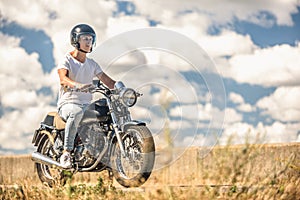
[1,142,299,199]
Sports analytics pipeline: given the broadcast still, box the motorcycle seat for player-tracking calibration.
[43,112,66,130]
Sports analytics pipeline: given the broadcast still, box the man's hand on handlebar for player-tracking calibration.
[74,83,93,92]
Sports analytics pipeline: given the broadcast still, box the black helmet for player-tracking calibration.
[70,24,96,52]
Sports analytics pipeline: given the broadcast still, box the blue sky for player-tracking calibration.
[234,8,300,47]
[0,0,299,154]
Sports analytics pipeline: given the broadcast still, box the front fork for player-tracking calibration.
[112,124,126,158]
[106,98,126,158]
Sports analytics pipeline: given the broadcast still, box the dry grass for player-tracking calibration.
[197,143,300,199]
[1,142,299,200]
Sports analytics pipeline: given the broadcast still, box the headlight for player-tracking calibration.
[119,88,137,107]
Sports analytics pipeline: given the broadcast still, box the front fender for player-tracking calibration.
[108,120,146,158]
[120,120,146,132]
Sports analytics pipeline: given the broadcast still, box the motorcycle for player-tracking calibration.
[31,81,155,187]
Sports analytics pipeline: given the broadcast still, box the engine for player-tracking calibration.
[74,123,107,167]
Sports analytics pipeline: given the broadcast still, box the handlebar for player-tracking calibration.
[65,82,143,98]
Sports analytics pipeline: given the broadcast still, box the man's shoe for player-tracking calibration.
[60,152,72,168]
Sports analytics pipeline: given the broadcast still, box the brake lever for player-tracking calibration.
[136,92,143,97]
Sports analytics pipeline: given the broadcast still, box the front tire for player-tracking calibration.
[110,125,155,187]
[35,135,68,187]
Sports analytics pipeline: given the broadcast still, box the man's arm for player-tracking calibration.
[97,72,116,89]
[58,68,76,88]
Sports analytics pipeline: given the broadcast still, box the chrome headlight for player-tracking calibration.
[119,88,137,107]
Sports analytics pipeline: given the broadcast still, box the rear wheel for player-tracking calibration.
[110,125,155,187]
[36,135,69,187]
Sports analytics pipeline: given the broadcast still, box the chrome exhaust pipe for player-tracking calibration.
[31,152,67,169]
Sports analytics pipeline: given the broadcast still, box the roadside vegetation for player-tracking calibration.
[1,140,299,199]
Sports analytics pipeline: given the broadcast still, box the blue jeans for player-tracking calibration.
[58,104,88,151]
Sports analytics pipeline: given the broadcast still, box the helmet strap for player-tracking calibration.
[78,48,90,54]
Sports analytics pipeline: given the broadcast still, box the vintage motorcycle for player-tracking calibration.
[31,81,155,187]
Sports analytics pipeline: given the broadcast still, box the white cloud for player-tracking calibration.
[229,92,244,104]
[156,12,211,40]
[0,33,54,91]
[106,16,149,37]
[224,108,243,124]
[257,86,300,122]
[220,120,299,145]
[133,0,300,26]
[237,103,255,113]
[168,102,229,130]
[179,119,299,147]
[2,90,37,108]
[228,92,255,112]
[0,104,56,151]
[197,104,212,121]
[170,104,199,121]
[0,33,57,153]
[198,31,257,57]
[0,0,50,29]
[0,0,116,32]
[226,43,300,87]
[260,121,300,143]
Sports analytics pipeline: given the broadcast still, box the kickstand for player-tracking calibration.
[107,169,114,187]
[108,169,113,180]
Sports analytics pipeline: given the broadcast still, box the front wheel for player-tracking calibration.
[110,125,155,187]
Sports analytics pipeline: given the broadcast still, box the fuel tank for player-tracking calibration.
[81,99,110,124]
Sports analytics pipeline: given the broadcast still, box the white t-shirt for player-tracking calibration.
[57,53,103,109]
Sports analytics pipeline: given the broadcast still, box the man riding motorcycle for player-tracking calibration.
[57,24,116,168]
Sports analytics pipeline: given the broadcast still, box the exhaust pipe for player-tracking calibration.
[31,152,68,169]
